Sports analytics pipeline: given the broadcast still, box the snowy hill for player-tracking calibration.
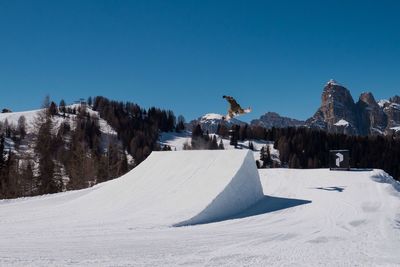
[0,104,123,194]
[0,104,116,135]
[0,150,399,266]
[189,113,246,133]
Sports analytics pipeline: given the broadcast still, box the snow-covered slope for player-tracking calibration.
[1,163,399,266]
[0,105,118,165]
[0,104,116,135]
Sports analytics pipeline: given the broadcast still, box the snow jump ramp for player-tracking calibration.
[0,150,264,229]
[96,150,265,226]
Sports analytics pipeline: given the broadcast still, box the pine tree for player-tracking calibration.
[48,101,58,116]
[59,99,66,115]
[17,116,27,139]
[218,139,225,150]
[0,135,5,170]
[176,115,186,132]
[191,124,204,149]
[4,119,11,138]
[34,110,59,194]
[229,125,239,148]
[209,135,219,150]
[248,141,254,151]
[0,135,5,196]
[22,161,35,196]
[260,145,272,168]
[2,150,19,198]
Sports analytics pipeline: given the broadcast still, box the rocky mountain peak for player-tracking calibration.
[322,80,354,104]
[357,92,387,135]
[308,80,358,134]
[358,92,378,107]
[306,80,400,135]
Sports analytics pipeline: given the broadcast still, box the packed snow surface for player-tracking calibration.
[1,156,400,266]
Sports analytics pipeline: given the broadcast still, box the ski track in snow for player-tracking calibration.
[0,154,399,267]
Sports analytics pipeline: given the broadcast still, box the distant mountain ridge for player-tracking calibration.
[306,79,400,135]
[251,112,305,129]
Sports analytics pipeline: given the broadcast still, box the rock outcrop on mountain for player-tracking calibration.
[306,80,359,135]
[306,79,400,135]
[383,96,400,130]
[251,112,305,129]
[357,92,387,135]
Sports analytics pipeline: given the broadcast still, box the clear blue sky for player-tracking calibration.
[1,0,400,121]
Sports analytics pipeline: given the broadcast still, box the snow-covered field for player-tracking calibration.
[0,150,399,266]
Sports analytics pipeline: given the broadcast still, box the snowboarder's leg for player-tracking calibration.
[228,109,234,119]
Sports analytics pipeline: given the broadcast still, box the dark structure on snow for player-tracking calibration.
[329,150,350,170]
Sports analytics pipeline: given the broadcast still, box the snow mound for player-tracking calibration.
[334,119,350,127]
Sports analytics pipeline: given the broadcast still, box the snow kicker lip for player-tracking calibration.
[172,150,264,226]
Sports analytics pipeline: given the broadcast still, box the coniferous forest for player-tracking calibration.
[217,124,400,182]
[1,96,400,199]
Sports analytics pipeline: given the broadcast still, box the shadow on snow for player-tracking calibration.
[175,195,312,227]
[314,186,346,192]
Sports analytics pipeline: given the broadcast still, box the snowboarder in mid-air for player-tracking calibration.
[222,95,251,121]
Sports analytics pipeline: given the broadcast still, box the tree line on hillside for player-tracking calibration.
[92,96,185,163]
[0,99,129,198]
